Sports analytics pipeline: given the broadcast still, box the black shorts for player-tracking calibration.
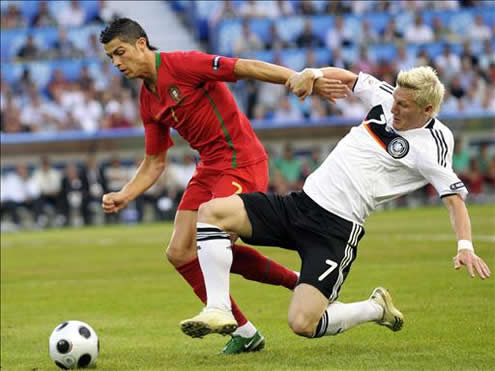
[238,191,364,301]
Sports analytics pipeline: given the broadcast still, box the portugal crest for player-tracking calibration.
[168,85,182,103]
[387,137,409,159]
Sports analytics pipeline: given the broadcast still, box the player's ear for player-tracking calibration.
[136,37,147,51]
[424,104,433,116]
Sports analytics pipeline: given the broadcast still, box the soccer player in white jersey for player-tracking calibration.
[180,66,491,341]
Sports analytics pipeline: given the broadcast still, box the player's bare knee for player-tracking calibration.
[165,240,196,267]
[288,313,317,338]
[197,201,218,225]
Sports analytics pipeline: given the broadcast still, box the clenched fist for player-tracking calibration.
[102,192,129,213]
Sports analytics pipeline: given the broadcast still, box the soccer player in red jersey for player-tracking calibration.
[99,18,346,354]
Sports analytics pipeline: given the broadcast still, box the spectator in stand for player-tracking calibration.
[335,93,367,119]
[31,156,63,227]
[405,14,434,44]
[395,44,415,71]
[450,76,466,99]
[102,100,132,130]
[352,46,375,74]
[481,86,495,113]
[87,33,107,59]
[298,0,317,15]
[477,143,494,183]
[239,0,268,18]
[233,20,264,57]
[43,89,69,131]
[296,20,324,49]
[52,27,83,59]
[324,0,351,14]
[273,143,303,191]
[84,154,106,224]
[91,0,118,24]
[301,146,323,178]
[465,157,484,198]
[272,0,295,18]
[440,89,461,115]
[32,0,57,27]
[487,157,495,189]
[463,87,483,115]
[1,4,26,29]
[266,23,291,50]
[19,92,45,132]
[308,97,328,121]
[415,48,432,67]
[77,65,94,91]
[359,19,379,46]
[73,89,103,132]
[119,90,138,125]
[305,48,319,68]
[102,155,129,223]
[431,16,452,42]
[272,95,303,124]
[47,69,70,99]
[458,57,476,90]
[468,15,491,41]
[57,0,86,27]
[329,47,347,69]
[325,15,353,50]
[381,18,403,43]
[479,40,495,74]
[0,164,39,227]
[61,163,89,226]
[452,137,471,182]
[16,35,40,61]
[210,0,238,28]
[434,44,461,81]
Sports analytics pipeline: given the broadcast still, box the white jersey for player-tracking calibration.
[303,72,468,225]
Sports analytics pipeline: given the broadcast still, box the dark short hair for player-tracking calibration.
[99,17,157,50]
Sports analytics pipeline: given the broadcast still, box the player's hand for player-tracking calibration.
[286,70,317,100]
[453,249,491,279]
[313,79,350,103]
[102,192,129,213]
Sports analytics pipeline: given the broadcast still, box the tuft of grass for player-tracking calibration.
[1,205,494,370]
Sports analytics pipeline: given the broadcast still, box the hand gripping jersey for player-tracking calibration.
[303,72,468,225]
[139,51,267,170]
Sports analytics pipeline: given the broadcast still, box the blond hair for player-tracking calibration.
[396,66,445,116]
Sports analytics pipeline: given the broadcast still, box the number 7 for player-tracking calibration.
[318,259,338,281]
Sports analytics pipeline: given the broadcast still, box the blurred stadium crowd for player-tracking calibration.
[1,0,494,134]
[1,0,494,230]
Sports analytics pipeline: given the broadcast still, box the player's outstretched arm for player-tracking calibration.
[102,151,167,214]
[234,59,349,102]
[443,194,491,279]
[286,67,355,101]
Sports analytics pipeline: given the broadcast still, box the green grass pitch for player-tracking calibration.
[2,205,494,370]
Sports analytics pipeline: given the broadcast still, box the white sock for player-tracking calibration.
[232,321,257,338]
[197,222,233,312]
[313,300,383,337]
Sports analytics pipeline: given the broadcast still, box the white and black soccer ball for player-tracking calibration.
[49,320,99,369]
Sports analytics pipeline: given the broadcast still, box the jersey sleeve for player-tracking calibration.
[167,51,238,85]
[353,72,395,113]
[144,122,173,155]
[416,128,468,200]
[139,93,174,155]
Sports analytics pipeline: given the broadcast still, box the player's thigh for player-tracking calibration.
[198,195,252,237]
[288,283,329,335]
[212,160,269,197]
[177,167,216,211]
[296,234,358,303]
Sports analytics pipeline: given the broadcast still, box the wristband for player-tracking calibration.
[307,68,323,80]
[457,240,474,252]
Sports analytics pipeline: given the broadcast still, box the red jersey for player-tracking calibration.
[139,51,267,169]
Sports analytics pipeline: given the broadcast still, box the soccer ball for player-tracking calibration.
[49,320,99,369]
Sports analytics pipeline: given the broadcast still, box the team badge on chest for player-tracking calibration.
[387,137,409,159]
[168,85,182,103]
